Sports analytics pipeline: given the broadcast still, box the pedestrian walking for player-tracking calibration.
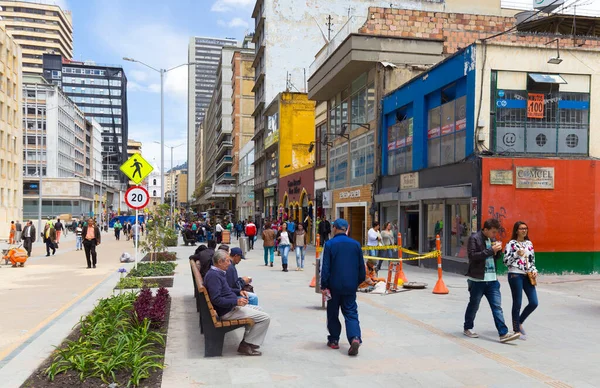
[463,218,520,343]
[15,220,22,243]
[54,219,63,243]
[293,223,308,271]
[245,219,257,250]
[75,222,83,251]
[82,218,101,269]
[215,221,224,244]
[320,218,365,356]
[367,221,381,267]
[379,222,395,273]
[235,221,243,239]
[318,216,331,245]
[262,221,276,267]
[503,221,538,340]
[125,222,132,241]
[277,223,291,272]
[114,220,122,241]
[22,221,36,257]
[42,221,57,257]
[9,221,16,244]
[132,221,142,247]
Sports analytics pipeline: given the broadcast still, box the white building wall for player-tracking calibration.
[91,118,103,182]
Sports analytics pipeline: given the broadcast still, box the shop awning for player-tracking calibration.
[528,73,567,84]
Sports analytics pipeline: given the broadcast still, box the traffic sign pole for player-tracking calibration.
[135,208,139,270]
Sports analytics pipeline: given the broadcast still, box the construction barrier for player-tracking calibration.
[433,235,449,294]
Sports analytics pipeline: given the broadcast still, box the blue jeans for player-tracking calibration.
[464,280,509,336]
[238,292,259,306]
[279,245,290,265]
[76,236,83,250]
[295,246,305,268]
[508,273,538,332]
[327,292,361,344]
[264,246,274,264]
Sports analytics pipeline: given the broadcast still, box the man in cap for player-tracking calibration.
[227,247,258,305]
[320,218,366,356]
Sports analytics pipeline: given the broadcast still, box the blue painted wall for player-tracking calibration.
[381,45,477,174]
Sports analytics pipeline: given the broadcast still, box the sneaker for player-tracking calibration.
[499,332,521,343]
[348,338,361,356]
[519,324,527,341]
[463,330,479,338]
[327,341,339,349]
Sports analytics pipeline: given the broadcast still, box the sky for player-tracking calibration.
[42,0,599,174]
[45,0,255,172]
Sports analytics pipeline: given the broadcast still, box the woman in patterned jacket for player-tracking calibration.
[503,221,539,340]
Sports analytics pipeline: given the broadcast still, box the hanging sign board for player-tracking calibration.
[527,93,545,119]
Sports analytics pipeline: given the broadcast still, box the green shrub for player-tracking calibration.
[46,292,167,387]
[128,262,177,277]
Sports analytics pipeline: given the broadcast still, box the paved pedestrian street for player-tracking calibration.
[1,236,600,387]
[161,239,600,388]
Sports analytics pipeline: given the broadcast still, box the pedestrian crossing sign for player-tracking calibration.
[120,153,154,184]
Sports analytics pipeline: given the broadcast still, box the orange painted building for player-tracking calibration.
[482,158,600,273]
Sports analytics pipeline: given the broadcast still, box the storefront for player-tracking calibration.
[264,182,277,221]
[278,169,314,240]
[329,185,373,245]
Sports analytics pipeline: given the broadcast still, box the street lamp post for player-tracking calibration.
[99,152,121,227]
[123,57,197,205]
[155,142,183,228]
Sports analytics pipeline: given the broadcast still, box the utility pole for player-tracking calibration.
[326,15,333,40]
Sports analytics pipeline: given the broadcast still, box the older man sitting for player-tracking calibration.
[204,249,271,356]
[227,247,258,305]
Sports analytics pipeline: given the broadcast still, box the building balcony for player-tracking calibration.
[252,44,265,69]
[216,155,233,173]
[251,71,265,93]
[216,141,233,159]
[217,128,232,144]
[216,171,234,184]
[251,0,264,19]
[263,130,279,150]
[308,19,444,101]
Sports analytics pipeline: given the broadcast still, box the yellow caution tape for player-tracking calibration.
[316,245,399,253]
[364,250,440,262]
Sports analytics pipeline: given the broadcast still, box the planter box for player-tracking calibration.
[141,252,177,262]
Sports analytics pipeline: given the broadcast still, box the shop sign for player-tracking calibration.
[323,191,332,209]
[267,178,277,186]
[490,170,513,185]
[527,93,545,119]
[339,190,361,200]
[264,187,275,197]
[516,167,554,189]
[470,197,478,233]
[400,172,419,190]
[287,177,302,194]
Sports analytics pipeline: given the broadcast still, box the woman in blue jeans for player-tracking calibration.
[503,221,538,340]
[277,223,291,272]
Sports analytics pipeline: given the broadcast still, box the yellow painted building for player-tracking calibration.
[278,92,315,178]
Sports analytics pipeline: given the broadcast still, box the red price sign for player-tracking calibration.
[527,93,544,119]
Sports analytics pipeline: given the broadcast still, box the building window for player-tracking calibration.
[449,203,469,258]
[387,116,413,175]
[426,203,444,251]
[427,91,467,168]
[153,190,157,197]
[153,178,156,185]
[315,122,327,168]
[494,83,589,155]
[350,133,375,187]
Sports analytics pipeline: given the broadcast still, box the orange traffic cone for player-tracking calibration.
[309,276,316,288]
[433,235,449,294]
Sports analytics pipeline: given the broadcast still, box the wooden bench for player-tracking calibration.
[182,231,196,246]
[189,259,255,357]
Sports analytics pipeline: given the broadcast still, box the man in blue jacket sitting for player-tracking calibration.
[320,218,366,356]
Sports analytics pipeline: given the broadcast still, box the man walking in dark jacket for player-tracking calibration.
[21,221,36,257]
[463,218,520,343]
[318,216,331,244]
[320,218,366,356]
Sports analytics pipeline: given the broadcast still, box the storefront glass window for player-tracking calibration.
[367,83,376,122]
[426,203,444,251]
[450,204,469,258]
[388,117,413,175]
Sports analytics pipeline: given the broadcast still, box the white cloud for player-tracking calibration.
[218,17,250,29]
[211,0,255,13]
[129,70,148,83]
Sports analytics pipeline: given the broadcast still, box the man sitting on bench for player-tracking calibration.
[204,250,271,356]
[227,247,258,305]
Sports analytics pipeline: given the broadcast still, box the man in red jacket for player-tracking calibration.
[245,219,257,250]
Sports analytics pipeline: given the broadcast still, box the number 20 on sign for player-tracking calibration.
[125,186,150,210]
[527,93,544,119]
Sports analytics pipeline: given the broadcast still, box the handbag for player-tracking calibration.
[527,272,537,286]
[243,284,254,293]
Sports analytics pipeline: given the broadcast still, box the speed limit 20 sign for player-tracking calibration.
[125,186,150,210]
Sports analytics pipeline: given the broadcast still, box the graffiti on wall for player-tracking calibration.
[487,206,507,239]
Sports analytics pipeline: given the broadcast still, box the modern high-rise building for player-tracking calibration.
[0,0,73,75]
[0,25,22,239]
[22,75,106,220]
[42,53,129,190]
[187,36,237,203]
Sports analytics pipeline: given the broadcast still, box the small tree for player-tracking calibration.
[140,204,171,262]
